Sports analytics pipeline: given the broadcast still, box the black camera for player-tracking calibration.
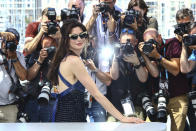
[9,82,28,99]
[156,80,169,123]
[115,40,134,59]
[17,112,30,123]
[37,82,51,105]
[97,2,111,14]
[61,6,80,21]
[141,94,157,122]
[183,34,196,46]
[124,9,140,27]
[142,39,158,55]
[45,46,56,60]
[5,41,17,51]
[47,8,58,35]
[174,22,191,36]
[84,43,96,60]
[120,40,134,56]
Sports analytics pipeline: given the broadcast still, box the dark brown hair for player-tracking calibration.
[176,8,194,21]
[47,19,87,85]
[128,0,148,17]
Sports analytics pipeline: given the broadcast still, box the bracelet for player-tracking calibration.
[134,62,142,69]
[36,60,43,66]
[11,58,18,63]
[91,68,99,73]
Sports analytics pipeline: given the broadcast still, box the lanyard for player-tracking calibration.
[159,39,169,80]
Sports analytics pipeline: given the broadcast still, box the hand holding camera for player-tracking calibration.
[38,48,48,64]
[92,5,100,18]
[83,59,97,71]
[106,12,116,33]
[123,51,140,65]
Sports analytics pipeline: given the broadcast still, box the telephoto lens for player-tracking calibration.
[141,95,157,122]
[188,90,196,117]
[37,82,51,105]
[157,89,168,123]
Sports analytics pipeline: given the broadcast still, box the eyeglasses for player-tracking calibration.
[121,28,135,35]
[69,31,88,40]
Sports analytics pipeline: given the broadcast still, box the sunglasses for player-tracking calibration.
[69,31,88,40]
[121,28,135,35]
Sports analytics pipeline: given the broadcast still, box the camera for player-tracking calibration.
[141,94,157,122]
[183,34,196,46]
[45,46,56,60]
[17,112,30,123]
[83,43,96,60]
[156,80,169,123]
[61,6,80,21]
[120,40,134,57]
[47,8,58,35]
[123,9,140,27]
[174,22,191,36]
[97,2,111,14]
[142,39,158,55]
[9,82,28,99]
[5,41,17,51]
[37,82,51,105]
[188,88,196,117]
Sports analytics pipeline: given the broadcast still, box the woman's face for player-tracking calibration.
[69,27,87,52]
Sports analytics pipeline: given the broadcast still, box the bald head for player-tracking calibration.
[143,28,159,42]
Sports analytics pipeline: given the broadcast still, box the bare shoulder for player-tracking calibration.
[66,55,83,65]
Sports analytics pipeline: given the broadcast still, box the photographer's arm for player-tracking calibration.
[8,51,27,81]
[27,49,48,81]
[84,59,112,86]
[141,54,159,78]
[110,56,119,80]
[24,23,47,56]
[123,53,148,83]
[69,56,144,123]
[180,44,196,73]
[85,5,98,33]
[154,53,180,76]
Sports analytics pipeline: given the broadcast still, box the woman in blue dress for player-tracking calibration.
[47,19,144,123]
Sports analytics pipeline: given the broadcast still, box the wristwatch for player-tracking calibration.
[134,62,142,69]
[11,58,18,63]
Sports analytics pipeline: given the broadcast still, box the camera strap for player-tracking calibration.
[159,39,169,91]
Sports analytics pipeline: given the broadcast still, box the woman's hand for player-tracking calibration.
[120,116,145,124]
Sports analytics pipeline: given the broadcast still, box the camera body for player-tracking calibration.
[114,40,134,59]
[97,2,111,14]
[183,34,196,46]
[61,6,80,21]
[45,46,56,60]
[47,8,58,35]
[142,39,158,55]
[124,9,140,26]
[174,22,191,36]
[37,82,51,105]
[5,41,17,52]
[188,90,196,117]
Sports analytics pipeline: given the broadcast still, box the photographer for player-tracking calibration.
[85,0,122,43]
[124,0,158,42]
[82,36,112,122]
[108,28,148,121]
[180,21,196,131]
[24,36,57,122]
[0,28,27,122]
[24,7,60,56]
[143,25,189,131]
